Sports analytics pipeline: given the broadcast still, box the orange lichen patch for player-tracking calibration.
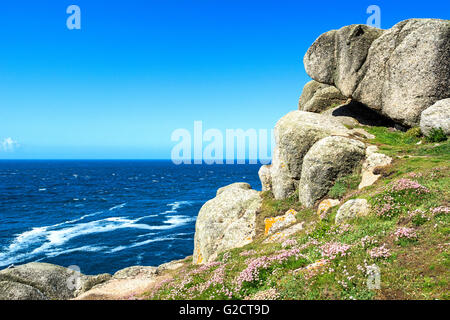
[264,209,297,235]
[305,259,329,271]
[196,252,203,265]
[317,199,340,218]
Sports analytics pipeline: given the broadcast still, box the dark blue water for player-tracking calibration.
[0,160,261,275]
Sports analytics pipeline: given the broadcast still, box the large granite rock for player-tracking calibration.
[304,24,384,97]
[420,98,450,136]
[268,111,350,199]
[298,136,366,207]
[298,80,347,113]
[305,19,450,127]
[193,183,262,264]
[0,262,111,300]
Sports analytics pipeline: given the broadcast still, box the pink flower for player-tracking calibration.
[431,206,450,215]
[319,242,351,260]
[368,244,391,259]
[393,227,417,241]
[391,178,430,194]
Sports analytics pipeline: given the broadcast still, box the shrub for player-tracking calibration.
[405,127,422,138]
[425,128,447,143]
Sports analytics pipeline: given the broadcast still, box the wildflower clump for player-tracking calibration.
[320,242,352,260]
[368,244,391,259]
[391,178,430,194]
[393,227,418,245]
[431,206,449,217]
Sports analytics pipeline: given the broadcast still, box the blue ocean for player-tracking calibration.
[0,161,261,275]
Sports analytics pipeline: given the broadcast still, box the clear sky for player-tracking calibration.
[0,0,449,159]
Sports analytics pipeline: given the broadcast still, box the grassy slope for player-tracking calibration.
[144,128,449,300]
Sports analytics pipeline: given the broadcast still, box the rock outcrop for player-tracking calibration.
[335,199,371,224]
[304,19,450,127]
[193,183,262,264]
[0,262,111,300]
[298,136,366,207]
[420,98,450,136]
[299,80,347,113]
[268,111,350,199]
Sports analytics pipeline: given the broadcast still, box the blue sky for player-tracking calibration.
[0,0,449,159]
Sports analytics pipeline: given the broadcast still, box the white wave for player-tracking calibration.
[108,203,127,211]
[109,235,191,253]
[44,245,107,258]
[0,211,194,268]
[161,201,193,214]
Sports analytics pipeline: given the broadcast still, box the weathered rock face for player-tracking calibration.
[299,80,347,113]
[304,24,384,97]
[305,19,450,127]
[354,19,450,126]
[193,183,262,264]
[335,199,371,224]
[0,280,47,300]
[0,262,111,300]
[420,98,450,136]
[298,136,366,207]
[269,111,350,199]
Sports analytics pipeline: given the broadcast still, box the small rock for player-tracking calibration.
[335,199,371,224]
[317,199,340,218]
[298,80,347,113]
[359,148,392,189]
[420,98,450,136]
[264,222,304,243]
[264,209,297,235]
[258,165,272,192]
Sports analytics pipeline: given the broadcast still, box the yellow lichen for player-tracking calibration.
[264,209,297,235]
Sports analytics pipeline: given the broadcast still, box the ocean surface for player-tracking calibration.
[0,160,261,275]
